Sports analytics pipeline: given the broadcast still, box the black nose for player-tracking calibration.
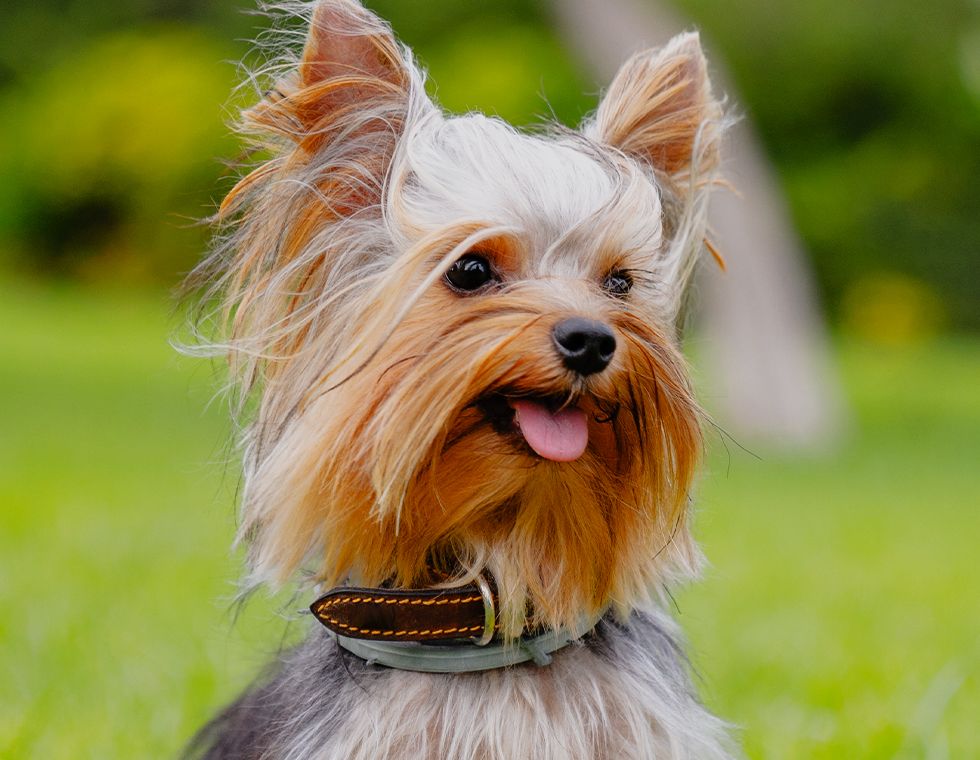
[552,318,616,376]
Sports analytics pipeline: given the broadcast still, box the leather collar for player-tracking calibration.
[311,580,605,673]
[310,580,497,644]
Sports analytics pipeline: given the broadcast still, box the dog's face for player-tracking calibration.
[200,0,723,636]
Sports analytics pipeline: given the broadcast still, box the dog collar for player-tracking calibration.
[310,576,499,645]
[332,613,601,673]
[310,577,603,672]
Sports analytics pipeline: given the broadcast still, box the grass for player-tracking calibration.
[685,338,980,757]
[1,279,977,758]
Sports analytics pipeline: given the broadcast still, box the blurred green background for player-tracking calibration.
[1,0,978,757]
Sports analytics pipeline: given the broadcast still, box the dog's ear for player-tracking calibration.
[589,32,722,184]
[300,0,404,83]
[246,0,417,152]
[224,0,431,222]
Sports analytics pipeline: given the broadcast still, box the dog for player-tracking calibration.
[185,1,733,757]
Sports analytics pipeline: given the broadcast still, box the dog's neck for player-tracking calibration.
[310,576,606,673]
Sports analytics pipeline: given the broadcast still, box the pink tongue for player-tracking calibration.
[511,400,589,462]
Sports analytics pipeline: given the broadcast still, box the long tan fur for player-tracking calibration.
[188,0,724,640]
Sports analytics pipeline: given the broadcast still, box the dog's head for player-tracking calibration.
[196,0,724,636]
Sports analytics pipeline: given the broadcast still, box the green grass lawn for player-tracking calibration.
[1,280,977,758]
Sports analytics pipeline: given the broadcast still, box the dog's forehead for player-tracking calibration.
[397,114,663,265]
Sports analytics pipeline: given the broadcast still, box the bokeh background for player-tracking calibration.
[1,0,977,757]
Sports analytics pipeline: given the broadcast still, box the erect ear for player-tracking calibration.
[299,0,407,94]
[248,0,415,150]
[590,32,722,183]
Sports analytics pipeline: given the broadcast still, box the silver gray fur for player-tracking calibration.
[185,610,735,759]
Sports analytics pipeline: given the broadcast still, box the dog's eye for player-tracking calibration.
[445,253,496,293]
[603,270,633,297]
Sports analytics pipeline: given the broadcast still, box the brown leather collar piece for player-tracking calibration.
[310,583,499,643]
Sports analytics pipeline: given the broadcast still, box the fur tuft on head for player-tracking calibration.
[187,0,725,637]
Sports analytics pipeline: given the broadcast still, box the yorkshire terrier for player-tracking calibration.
[186,0,733,757]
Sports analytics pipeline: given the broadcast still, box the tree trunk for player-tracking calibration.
[549,0,846,450]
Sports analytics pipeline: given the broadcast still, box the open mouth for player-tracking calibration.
[478,394,589,462]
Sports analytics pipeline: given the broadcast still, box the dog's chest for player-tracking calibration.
[299,631,730,760]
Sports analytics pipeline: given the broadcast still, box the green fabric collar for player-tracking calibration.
[334,612,603,673]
